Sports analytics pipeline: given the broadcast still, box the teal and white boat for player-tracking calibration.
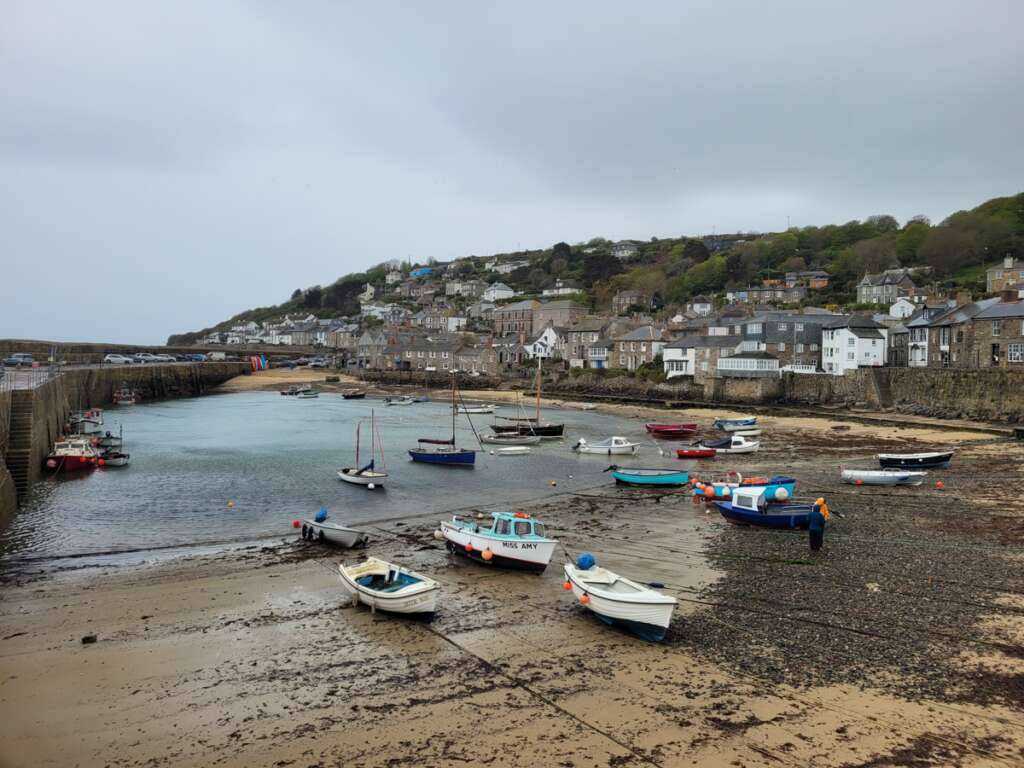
[606,466,690,487]
[438,511,557,572]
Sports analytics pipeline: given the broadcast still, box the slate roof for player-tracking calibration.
[974,300,1024,319]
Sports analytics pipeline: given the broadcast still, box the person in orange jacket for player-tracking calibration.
[809,497,829,551]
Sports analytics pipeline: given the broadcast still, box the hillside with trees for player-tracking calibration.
[169,192,1023,344]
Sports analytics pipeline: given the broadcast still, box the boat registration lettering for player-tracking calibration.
[501,542,538,550]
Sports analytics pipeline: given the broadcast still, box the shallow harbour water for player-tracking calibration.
[0,391,696,570]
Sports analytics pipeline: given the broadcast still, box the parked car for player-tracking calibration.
[3,353,34,367]
[186,353,208,362]
[152,354,177,362]
[104,354,134,365]
[309,358,329,368]
[133,353,158,363]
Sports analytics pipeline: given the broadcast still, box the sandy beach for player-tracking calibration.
[2,401,1023,767]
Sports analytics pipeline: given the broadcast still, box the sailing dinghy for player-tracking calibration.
[338,409,388,488]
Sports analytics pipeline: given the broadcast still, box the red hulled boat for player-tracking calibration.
[646,423,698,438]
[45,437,102,472]
[676,447,717,459]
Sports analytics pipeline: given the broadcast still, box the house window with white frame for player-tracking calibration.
[1009,343,1024,363]
[992,320,1002,337]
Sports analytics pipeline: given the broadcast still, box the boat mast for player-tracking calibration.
[451,372,456,444]
[370,409,375,465]
[355,420,361,466]
[535,356,542,422]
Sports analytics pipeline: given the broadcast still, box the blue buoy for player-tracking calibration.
[314,507,328,523]
[576,553,596,570]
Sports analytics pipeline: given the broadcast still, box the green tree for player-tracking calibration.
[919,227,975,277]
[582,253,623,286]
[303,287,323,308]
[896,220,930,265]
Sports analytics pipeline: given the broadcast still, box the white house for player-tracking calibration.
[889,297,917,319]
[523,326,561,359]
[359,283,376,302]
[663,337,696,379]
[494,260,528,275]
[688,295,713,317]
[483,282,515,302]
[386,269,403,285]
[542,279,581,297]
[821,316,888,374]
[446,316,468,332]
[611,241,639,260]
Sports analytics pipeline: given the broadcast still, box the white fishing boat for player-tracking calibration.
[841,469,927,486]
[99,426,130,467]
[302,514,370,547]
[714,416,758,432]
[698,435,759,454]
[384,395,415,406]
[572,436,639,455]
[495,446,531,456]
[95,430,122,449]
[456,403,496,414]
[439,511,557,571]
[563,556,677,641]
[296,389,320,399]
[338,409,388,488]
[338,558,439,616]
[70,408,104,435]
[112,387,138,406]
[480,432,541,446]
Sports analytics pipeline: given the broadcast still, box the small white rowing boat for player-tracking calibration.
[456,404,496,414]
[495,446,531,456]
[731,428,761,437]
[572,436,639,455]
[480,432,541,445]
[302,518,370,547]
[338,558,439,617]
[841,469,927,486]
[563,558,676,641]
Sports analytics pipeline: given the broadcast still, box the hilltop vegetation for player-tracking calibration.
[169,192,1024,344]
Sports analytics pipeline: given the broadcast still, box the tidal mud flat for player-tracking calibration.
[2,414,1024,767]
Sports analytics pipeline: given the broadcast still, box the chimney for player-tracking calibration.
[1000,289,1017,303]
[1005,255,1015,269]
[955,290,972,307]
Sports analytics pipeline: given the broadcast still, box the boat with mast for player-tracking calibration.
[490,357,564,438]
[408,374,478,466]
[338,409,388,488]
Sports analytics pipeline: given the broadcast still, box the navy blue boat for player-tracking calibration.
[409,439,476,466]
[713,487,819,529]
[877,451,952,469]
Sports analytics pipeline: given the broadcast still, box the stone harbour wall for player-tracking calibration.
[0,391,14,528]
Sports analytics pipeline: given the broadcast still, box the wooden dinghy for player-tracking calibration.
[338,558,439,617]
[842,469,927,486]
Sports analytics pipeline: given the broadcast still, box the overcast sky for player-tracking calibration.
[2,1,1021,345]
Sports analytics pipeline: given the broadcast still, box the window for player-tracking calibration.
[848,352,855,360]
[847,336,855,346]
[748,323,762,334]
[1009,343,1024,363]
[795,323,804,332]
[993,320,1002,337]
[534,522,546,537]
[796,343,805,353]
[778,323,788,331]
[778,342,786,351]
[495,518,511,535]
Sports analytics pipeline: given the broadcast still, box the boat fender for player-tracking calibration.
[315,507,328,523]
[935,480,944,490]
[464,542,474,552]
[292,520,300,529]
[576,553,596,570]
[481,549,493,561]
[774,487,789,501]
[562,581,572,591]
[318,530,325,542]
[579,594,590,605]
[301,524,308,539]
[433,530,444,540]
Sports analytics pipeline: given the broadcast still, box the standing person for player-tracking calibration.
[808,496,829,552]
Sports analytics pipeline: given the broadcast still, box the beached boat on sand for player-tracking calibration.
[878,451,953,469]
[698,435,759,454]
[713,488,821,529]
[713,416,757,432]
[338,558,439,617]
[563,555,677,642]
[842,469,927,486]
[645,423,698,439]
[439,511,556,572]
[692,473,795,501]
[302,513,370,547]
[676,447,717,459]
[480,432,541,446]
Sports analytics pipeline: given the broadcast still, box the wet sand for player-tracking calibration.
[2,410,1023,767]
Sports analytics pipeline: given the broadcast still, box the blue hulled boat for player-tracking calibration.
[409,439,476,466]
[713,487,819,529]
[607,466,690,487]
[693,474,795,501]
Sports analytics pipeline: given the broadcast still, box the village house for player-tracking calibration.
[611,290,650,315]
[717,350,781,378]
[355,329,388,368]
[889,297,918,319]
[613,325,667,371]
[924,296,998,368]
[455,344,499,377]
[397,336,461,372]
[904,305,952,367]
[565,318,608,368]
[466,300,495,320]
[785,270,830,290]
[969,293,1024,369]
[888,324,909,367]
[688,295,713,316]
[691,336,742,384]
[742,285,807,304]
[523,326,562,360]
[542,279,582,297]
[491,259,528,275]
[611,240,640,260]
[385,269,403,285]
[821,315,888,374]
[856,269,918,305]
[493,299,539,337]
[483,282,515,302]
[584,338,613,369]
[740,312,835,369]
[327,322,360,349]
[986,255,1024,293]
[491,337,525,368]
[445,278,487,299]
[358,283,376,302]
[533,299,585,331]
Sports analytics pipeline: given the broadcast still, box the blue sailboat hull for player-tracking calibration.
[713,501,812,529]
[408,449,476,466]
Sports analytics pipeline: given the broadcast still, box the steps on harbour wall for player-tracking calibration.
[6,391,36,501]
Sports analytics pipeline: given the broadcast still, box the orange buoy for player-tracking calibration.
[855,479,864,486]
[481,549,493,561]
[464,542,473,552]
[936,480,944,490]
[514,511,529,518]
[292,519,301,528]
[563,581,572,590]
[97,459,105,467]
[579,594,591,605]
